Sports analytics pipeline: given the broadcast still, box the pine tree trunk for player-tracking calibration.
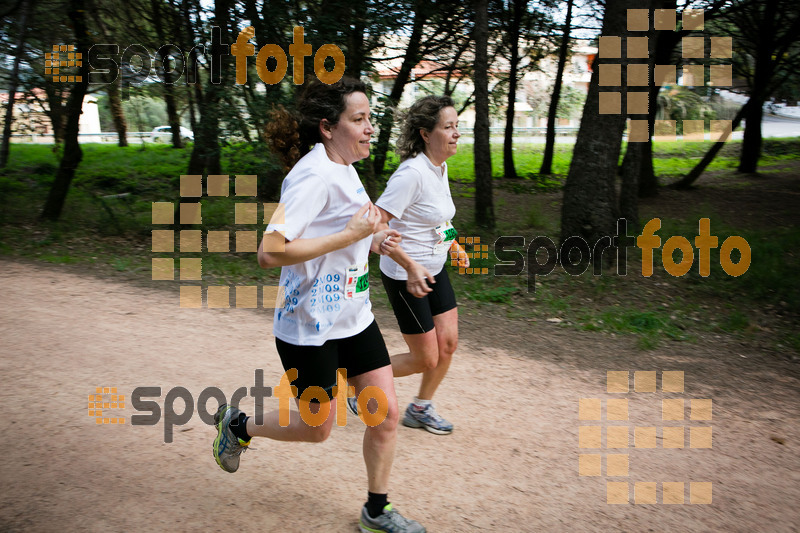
[41,0,90,221]
[636,0,678,196]
[560,0,642,252]
[738,94,764,173]
[186,85,198,133]
[737,0,779,174]
[0,0,33,168]
[636,138,656,197]
[151,0,183,148]
[618,0,662,223]
[43,87,65,145]
[187,2,228,176]
[372,0,427,177]
[164,84,183,148]
[107,76,128,147]
[473,0,494,229]
[346,0,366,78]
[673,101,749,189]
[619,141,642,229]
[540,0,572,176]
[502,0,523,180]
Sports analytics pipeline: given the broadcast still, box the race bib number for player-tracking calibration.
[345,262,369,299]
[433,221,458,254]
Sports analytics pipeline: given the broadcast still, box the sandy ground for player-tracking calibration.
[1,258,798,532]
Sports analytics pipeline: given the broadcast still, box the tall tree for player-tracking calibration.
[675,0,800,187]
[729,0,800,173]
[186,0,228,176]
[0,0,34,168]
[370,0,473,179]
[502,0,524,180]
[540,0,573,176]
[371,0,430,179]
[41,0,91,220]
[150,0,184,148]
[474,0,494,228]
[560,0,648,251]
[241,0,292,140]
[672,101,748,189]
[619,0,730,199]
[618,0,675,200]
[618,0,664,225]
[86,0,129,147]
[6,0,76,147]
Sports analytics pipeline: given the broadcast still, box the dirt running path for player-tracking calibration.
[1,259,798,532]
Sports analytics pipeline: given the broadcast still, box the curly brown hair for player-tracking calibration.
[395,95,455,161]
[264,77,368,169]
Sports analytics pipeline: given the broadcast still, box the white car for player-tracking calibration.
[149,126,194,143]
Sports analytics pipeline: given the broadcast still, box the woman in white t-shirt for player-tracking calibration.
[348,96,468,435]
[211,78,425,533]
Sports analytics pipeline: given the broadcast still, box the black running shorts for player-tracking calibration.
[274,320,390,403]
[380,268,457,335]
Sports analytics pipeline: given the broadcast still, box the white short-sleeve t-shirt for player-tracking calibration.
[265,143,374,346]
[376,152,457,280]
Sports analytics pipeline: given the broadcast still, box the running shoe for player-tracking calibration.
[402,402,453,435]
[359,503,426,533]
[347,396,359,416]
[213,404,250,473]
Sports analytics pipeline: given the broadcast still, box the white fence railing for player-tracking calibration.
[10,126,582,144]
[9,132,153,144]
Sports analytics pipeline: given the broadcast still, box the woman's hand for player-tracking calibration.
[406,261,435,298]
[344,202,381,242]
[452,241,470,268]
[258,203,384,269]
[371,229,402,255]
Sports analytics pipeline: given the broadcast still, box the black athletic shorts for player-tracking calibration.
[380,267,458,335]
[274,320,390,403]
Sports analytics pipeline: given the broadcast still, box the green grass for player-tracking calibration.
[447,143,573,182]
[464,284,520,304]
[651,217,800,313]
[524,205,550,230]
[2,138,798,352]
[580,307,692,350]
[445,137,800,183]
[40,253,82,264]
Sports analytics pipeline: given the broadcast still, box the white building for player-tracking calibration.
[372,39,597,133]
[0,90,102,143]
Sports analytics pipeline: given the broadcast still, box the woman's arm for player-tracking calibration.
[258,203,380,268]
[375,206,435,297]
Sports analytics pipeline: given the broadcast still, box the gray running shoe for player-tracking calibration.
[347,396,359,416]
[212,404,249,473]
[402,402,453,435]
[359,504,426,533]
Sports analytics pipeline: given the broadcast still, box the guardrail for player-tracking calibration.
[10,126,582,144]
[459,126,580,136]
[9,132,155,144]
